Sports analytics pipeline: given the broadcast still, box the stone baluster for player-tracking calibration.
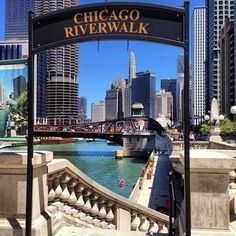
[74,183,85,210]
[158,222,168,233]
[59,173,71,203]
[90,193,100,217]
[67,178,78,206]
[139,214,149,232]
[148,220,159,235]
[81,188,93,222]
[48,176,55,202]
[105,201,115,229]
[82,188,92,213]
[131,211,141,231]
[52,173,63,201]
[98,198,107,219]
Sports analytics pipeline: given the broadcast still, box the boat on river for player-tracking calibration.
[40,137,77,144]
[86,138,95,142]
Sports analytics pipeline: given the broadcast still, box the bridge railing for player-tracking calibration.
[47,157,169,234]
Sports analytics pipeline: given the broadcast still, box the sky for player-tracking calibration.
[0,0,204,118]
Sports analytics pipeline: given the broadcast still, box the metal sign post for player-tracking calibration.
[184,1,191,236]
[26,11,35,236]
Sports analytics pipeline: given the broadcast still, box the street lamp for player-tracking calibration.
[209,114,224,142]
[230,105,236,129]
[204,115,210,122]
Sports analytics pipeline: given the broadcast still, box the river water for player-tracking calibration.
[7,140,146,198]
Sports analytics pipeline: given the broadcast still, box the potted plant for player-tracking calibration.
[169,129,180,141]
[147,171,152,179]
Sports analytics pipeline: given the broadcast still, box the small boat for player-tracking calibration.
[107,140,119,146]
[86,138,95,142]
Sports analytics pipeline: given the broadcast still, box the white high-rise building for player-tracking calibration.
[156,90,173,119]
[129,51,136,82]
[0,82,6,105]
[91,101,105,122]
[205,0,234,112]
[192,7,206,125]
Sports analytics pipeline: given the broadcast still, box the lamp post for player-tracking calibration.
[204,115,210,123]
[230,105,236,129]
[209,114,224,142]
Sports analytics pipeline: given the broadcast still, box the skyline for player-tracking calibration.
[0,0,205,118]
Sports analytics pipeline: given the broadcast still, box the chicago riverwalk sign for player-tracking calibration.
[31,3,185,52]
[27,2,191,236]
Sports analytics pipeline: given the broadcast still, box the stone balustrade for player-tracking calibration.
[172,141,209,153]
[47,159,169,234]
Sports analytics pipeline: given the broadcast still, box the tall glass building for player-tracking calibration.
[161,79,176,121]
[5,0,34,40]
[131,71,156,119]
[205,0,234,112]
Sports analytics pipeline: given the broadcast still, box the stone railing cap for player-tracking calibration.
[180,150,236,173]
[0,151,53,167]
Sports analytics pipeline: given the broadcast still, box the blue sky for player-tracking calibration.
[0,0,204,117]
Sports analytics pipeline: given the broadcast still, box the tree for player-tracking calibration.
[6,91,28,134]
[219,118,235,134]
[200,123,210,133]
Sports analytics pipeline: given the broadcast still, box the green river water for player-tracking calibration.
[7,140,147,198]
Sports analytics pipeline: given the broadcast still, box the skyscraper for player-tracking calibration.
[105,78,126,121]
[35,0,79,125]
[156,90,173,120]
[105,85,118,121]
[176,56,184,124]
[0,82,6,105]
[5,0,34,40]
[78,96,87,122]
[192,7,206,124]
[219,17,235,115]
[91,101,105,122]
[125,52,137,118]
[176,73,184,124]
[161,79,176,121]
[13,75,26,98]
[131,71,156,119]
[129,51,136,82]
[205,0,234,112]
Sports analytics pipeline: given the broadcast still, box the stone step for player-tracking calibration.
[55,227,148,236]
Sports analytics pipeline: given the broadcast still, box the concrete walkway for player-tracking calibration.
[136,154,172,210]
[136,154,182,215]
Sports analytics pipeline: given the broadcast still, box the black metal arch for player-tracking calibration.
[26,2,190,236]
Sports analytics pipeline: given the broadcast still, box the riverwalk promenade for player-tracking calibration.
[135,153,177,210]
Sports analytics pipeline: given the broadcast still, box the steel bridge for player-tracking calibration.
[34,117,165,145]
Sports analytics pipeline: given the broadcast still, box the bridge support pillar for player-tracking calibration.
[122,132,155,157]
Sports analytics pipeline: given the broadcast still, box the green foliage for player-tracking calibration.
[219,118,235,134]
[200,123,210,133]
[6,91,28,131]
[193,124,202,134]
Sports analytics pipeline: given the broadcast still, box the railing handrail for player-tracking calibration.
[48,158,169,223]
